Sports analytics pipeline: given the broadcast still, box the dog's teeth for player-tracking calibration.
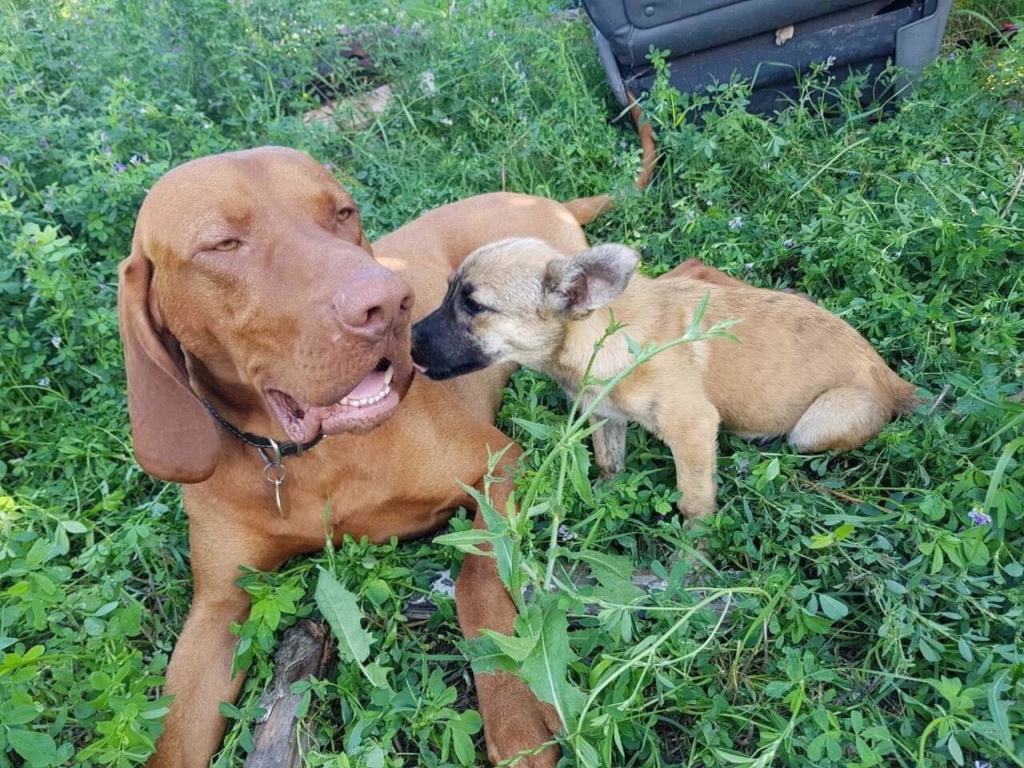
[338,380,392,410]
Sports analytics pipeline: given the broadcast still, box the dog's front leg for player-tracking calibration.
[662,402,721,520]
[455,441,562,768]
[591,417,627,480]
[148,521,280,768]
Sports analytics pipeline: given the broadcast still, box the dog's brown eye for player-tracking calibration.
[336,207,355,224]
[212,239,241,252]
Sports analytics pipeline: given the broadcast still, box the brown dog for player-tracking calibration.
[118,146,612,767]
[410,238,919,519]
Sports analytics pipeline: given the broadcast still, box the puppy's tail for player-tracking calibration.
[563,194,615,225]
[876,368,924,416]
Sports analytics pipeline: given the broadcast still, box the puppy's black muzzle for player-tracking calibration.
[411,305,492,381]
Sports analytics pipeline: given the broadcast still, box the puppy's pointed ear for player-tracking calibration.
[543,244,640,319]
[117,238,221,483]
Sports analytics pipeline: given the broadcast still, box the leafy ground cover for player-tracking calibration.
[0,0,1022,766]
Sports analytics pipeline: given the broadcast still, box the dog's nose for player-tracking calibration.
[335,270,414,338]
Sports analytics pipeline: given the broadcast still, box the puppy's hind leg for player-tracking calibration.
[591,417,627,480]
[787,387,890,452]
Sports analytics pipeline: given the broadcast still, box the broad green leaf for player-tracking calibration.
[1003,562,1023,578]
[8,729,57,767]
[575,736,602,767]
[433,528,503,556]
[518,600,584,727]
[987,670,1012,745]
[315,568,371,664]
[461,482,516,594]
[884,579,908,595]
[957,636,973,662]
[947,732,964,766]
[568,444,593,506]
[480,628,538,662]
[2,705,40,726]
[364,662,390,690]
[511,417,555,441]
[834,523,856,541]
[818,594,849,620]
[808,533,835,549]
[712,748,756,765]
[579,550,635,589]
[452,726,476,766]
[463,635,520,676]
[982,436,1022,526]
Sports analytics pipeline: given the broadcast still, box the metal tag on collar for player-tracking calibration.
[259,438,290,518]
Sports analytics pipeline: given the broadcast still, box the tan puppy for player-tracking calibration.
[411,238,918,519]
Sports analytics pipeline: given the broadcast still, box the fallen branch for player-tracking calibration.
[245,620,333,768]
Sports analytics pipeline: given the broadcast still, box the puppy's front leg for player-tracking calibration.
[661,402,720,520]
[591,417,627,480]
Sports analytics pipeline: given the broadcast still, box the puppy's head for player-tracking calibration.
[412,238,639,380]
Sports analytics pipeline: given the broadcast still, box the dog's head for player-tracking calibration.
[118,146,416,483]
[411,238,639,380]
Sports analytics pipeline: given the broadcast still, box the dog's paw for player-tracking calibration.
[476,671,562,767]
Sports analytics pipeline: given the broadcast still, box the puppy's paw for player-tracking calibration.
[477,671,562,767]
[678,497,717,521]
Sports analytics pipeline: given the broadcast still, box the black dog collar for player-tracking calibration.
[202,399,325,457]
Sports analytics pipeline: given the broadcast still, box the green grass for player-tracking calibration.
[0,0,1022,766]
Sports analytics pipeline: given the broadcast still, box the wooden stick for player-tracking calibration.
[245,620,333,768]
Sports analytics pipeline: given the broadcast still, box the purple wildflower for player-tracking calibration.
[103,146,112,155]
[968,507,992,525]
[729,216,744,230]
[114,162,127,173]
[39,138,49,148]
[0,156,10,167]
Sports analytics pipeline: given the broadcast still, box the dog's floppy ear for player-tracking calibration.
[117,241,221,483]
[543,243,640,319]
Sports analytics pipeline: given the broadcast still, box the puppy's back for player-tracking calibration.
[654,276,917,429]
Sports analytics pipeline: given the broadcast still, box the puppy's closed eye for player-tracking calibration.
[460,285,491,316]
[463,295,486,315]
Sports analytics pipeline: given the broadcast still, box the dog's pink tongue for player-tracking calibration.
[345,370,386,400]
